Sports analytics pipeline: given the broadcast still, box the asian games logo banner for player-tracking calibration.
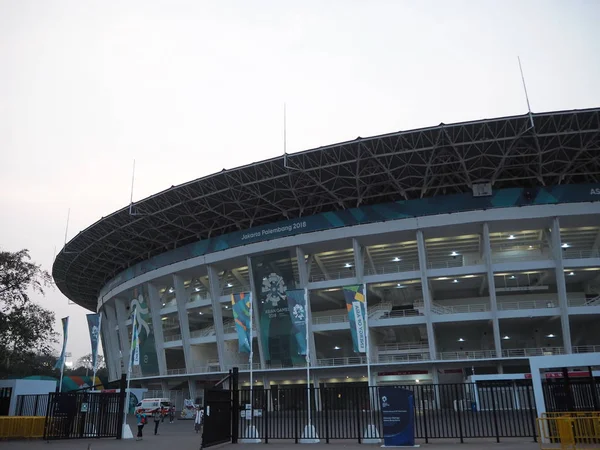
[54,317,69,369]
[232,292,252,353]
[285,289,307,356]
[86,314,101,369]
[251,251,303,364]
[343,285,367,353]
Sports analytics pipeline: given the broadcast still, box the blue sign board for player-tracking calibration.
[379,387,415,447]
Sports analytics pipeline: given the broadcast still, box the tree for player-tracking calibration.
[0,249,57,377]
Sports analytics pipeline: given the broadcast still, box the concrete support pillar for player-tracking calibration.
[551,217,573,353]
[416,230,437,359]
[161,380,169,397]
[296,247,317,365]
[483,222,503,359]
[112,299,130,374]
[246,256,267,368]
[104,298,125,378]
[188,380,197,402]
[207,265,228,370]
[172,275,194,373]
[100,306,119,381]
[147,282,168,376]
[352,238,364,281]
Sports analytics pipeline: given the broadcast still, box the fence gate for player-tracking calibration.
[44,392,122,440]
[0,388,12,416]
[201,368,239,448]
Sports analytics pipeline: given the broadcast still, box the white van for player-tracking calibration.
[135,398,171,415]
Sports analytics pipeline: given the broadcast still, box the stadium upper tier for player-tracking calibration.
[53,108,600,310]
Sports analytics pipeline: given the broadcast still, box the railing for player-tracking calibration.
[316,356,367,367]
[491,253,551,263]
[437,350,497,360]
[497,299,557,310]
[501,347,564,358]
[364,262,419,275]
[264,361,307,370]
[164,333,182,342]
[166,368,188,376]
[223,324,257,334]
[563,249,600,259]
[427,258,465,269]
[375,353,430,363]
[313,313,348,325]
[309,269,355,283]
[377,342,429,352]
[415,301,488,315]
[225,363,261,371]
[384,309,422,318]
[568,295,600,307]
[573,344,600,353]
[190,364,222,374]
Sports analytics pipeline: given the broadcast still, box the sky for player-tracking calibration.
[1,0,599,363]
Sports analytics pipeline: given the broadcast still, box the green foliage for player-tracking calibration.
[0,249,58,378]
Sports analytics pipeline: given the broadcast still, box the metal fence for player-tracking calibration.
[15,394,49,416]
[236,383,540,443]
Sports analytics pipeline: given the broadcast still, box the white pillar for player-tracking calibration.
[246,257,267,368]
[482,223,503,359]
[296,247,318,365]
[352,238,364,282]
[551,217,573,353]
[104,299,123,378]
[172,275,194,373]
[147,282,168,376]
[100,306,120,381]
[111,300,129,375]
[416,230,437,359]
[207,265,228,371]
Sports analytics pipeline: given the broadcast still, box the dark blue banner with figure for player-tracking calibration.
[379,387,415,447]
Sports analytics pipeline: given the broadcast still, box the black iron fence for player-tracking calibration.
[15,394,49,416]
[543,378,600,412]
[43,392,123,440]
[236,383,540,443]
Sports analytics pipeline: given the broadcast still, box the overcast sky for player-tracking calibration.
[1,0,599,362]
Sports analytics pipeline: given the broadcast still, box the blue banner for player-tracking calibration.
[86,314,101,369]
[343,285,367,353]
[54,317,69,369]
[232,292,252,353]
[379,387,415,447]
[286,289,307,356]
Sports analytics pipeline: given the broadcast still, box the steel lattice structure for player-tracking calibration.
[53,108,600,310]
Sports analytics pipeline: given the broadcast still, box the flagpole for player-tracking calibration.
[57,317,69,393]
[363,283,371,387]
[123,311,138,429]
[59,356,66,393]
[93,314,102,387]
[304,287,311,425]
[249,293,254,406]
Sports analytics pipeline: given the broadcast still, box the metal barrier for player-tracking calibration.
[236,383,539,443]
[15,394,49,417]
[537,415,600,449]
[0,417,45,439]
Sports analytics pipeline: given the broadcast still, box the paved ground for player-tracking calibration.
[3,417,541,449]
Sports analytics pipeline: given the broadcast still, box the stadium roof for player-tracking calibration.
[53,108,600,310]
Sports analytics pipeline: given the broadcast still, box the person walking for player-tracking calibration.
[153,408,162,435]
[194,407,204,433]
[169,405,175,423]
[135,411,147,441]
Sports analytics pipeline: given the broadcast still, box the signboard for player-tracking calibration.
[379,387,415,447]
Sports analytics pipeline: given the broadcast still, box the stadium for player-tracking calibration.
[53,107,600,406]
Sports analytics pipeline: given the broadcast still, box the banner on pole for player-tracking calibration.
[54,317,70,369]
[232,292,252,353]
[251,251,303,365]
[131,313,140,366]
[286,289,307,356]
[86,314,101,369]
[343,285,367,353]
[379,387,415,446]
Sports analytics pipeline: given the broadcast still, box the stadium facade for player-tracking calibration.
[53,108,600,402]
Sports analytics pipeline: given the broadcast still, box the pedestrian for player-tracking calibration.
[169,405,175,423]
[194,407,204,433]
[135,410,147,441]
[153,408,162,435]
